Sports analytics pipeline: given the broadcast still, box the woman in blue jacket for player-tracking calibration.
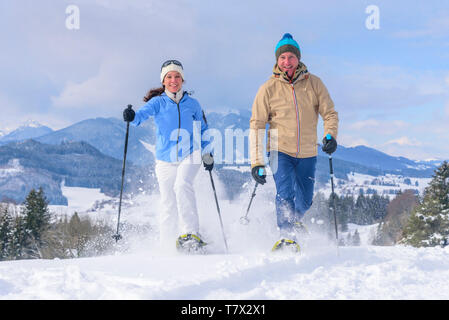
[123,60,213,252]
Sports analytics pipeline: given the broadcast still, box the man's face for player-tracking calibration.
[277,52,299,78]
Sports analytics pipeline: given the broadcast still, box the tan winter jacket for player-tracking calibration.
[250,63,338,167]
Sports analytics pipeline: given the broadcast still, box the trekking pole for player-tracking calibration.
[208,170,229,253]
[113,104,133,242]
[328,154,340,255]
[240,182,259,225]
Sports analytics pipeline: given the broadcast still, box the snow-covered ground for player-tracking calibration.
[1,170,448,300]
[1,244,448,299]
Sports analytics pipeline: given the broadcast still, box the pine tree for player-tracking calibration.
[23,188,51,244]
[0,206,13,260]
[354,193,368,224]
[402,161,449,247]
[346,232,352,246]
[352,229,361,246]
[9,215,27,259]
[21,187,52,258]
[335,195,351,232]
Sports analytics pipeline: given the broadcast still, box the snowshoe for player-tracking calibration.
[272,238,301,253]
[176,233,207,254]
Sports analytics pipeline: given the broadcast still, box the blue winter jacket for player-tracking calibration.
[131,92,210,162]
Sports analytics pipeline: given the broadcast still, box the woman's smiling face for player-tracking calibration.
[163,71,183,93]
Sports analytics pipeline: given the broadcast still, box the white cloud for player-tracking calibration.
[325,64,449,115]
[0,92,23,131]
[376,145,430,161]
[349,119,380,130]
[385,136,422,147]
[0,91,71,131]
[338,134,370,148]
[49,52,160,124]
[348,119,408,134]
[51,56,127,110]
[393,16,449,39]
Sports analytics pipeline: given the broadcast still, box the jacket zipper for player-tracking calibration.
[175,91,186,162]
[176,101,181,162]
[290,82,300,157]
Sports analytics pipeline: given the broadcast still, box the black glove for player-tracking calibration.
[251,165,266,185]
[322,134,337,154]
[123,105,135,122]
[202,153,214,172]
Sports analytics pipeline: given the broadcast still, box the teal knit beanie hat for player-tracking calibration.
[275,33,301,60]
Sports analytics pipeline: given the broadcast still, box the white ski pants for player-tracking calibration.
[155,150,201,245]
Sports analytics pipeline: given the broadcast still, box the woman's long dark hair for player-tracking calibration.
[143,86,165,102]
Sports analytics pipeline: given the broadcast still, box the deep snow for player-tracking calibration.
[1,245,449,299]
[1,169,448,300]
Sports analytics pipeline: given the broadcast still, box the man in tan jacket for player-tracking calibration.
[250,33,339,251]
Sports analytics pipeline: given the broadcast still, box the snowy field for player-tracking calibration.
[1,244,448,300]
[1,170,448,300]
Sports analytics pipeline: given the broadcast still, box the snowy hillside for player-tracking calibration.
[1,169,449,301]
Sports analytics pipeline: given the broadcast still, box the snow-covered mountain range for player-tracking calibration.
[0,120,53,144]
[0,113,446,204]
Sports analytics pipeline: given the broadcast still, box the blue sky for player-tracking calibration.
[0,0,448,160]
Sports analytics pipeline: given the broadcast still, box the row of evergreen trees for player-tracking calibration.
[307,191,390,233]
[0,188,117,260]
[308,161,449,248]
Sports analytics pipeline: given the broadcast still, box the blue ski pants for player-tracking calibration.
[270,152,317,232]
